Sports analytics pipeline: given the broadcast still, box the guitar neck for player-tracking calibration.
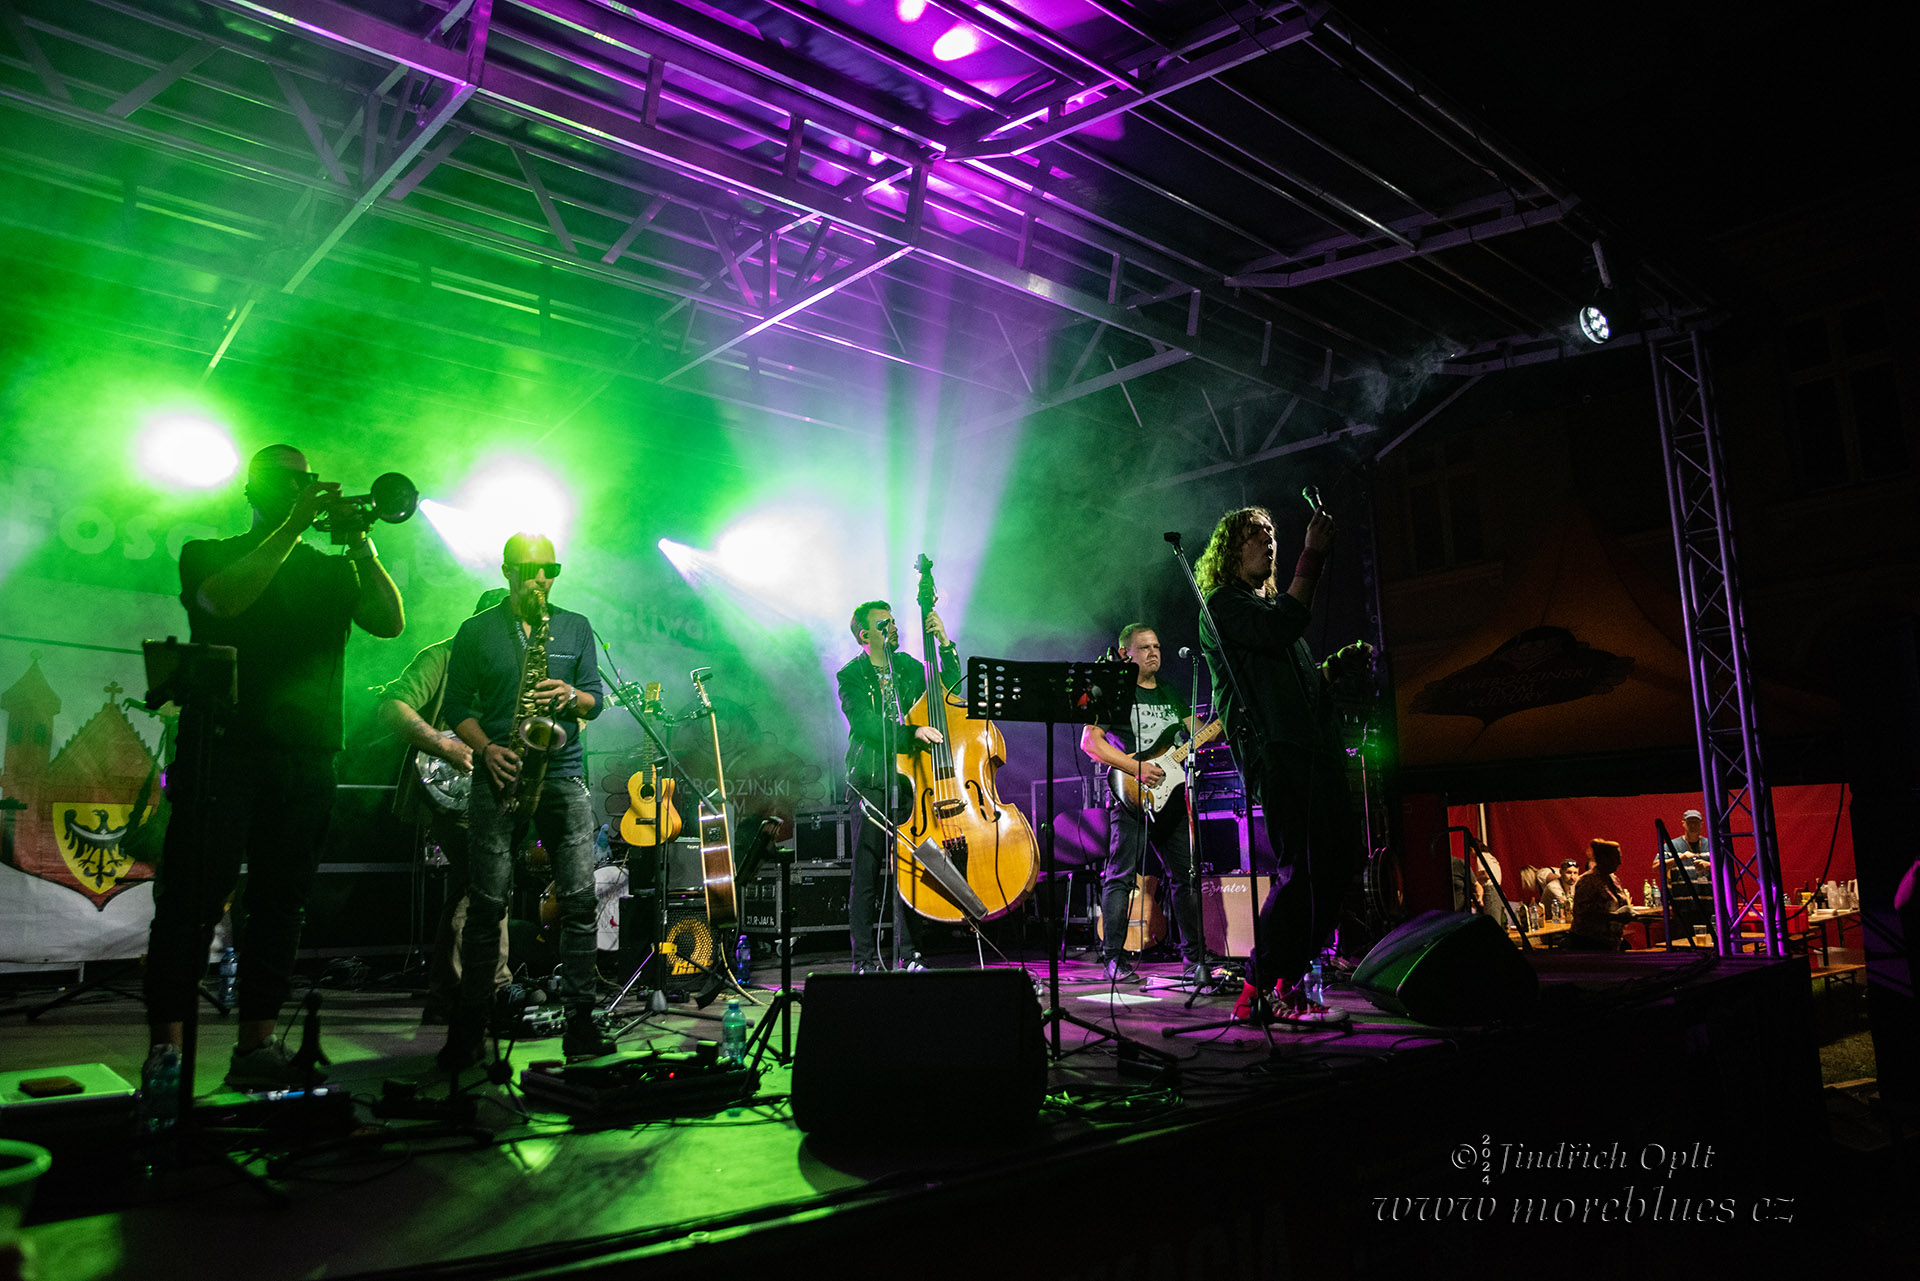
[1162,719,1223,767]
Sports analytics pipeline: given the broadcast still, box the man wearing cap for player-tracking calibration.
[1663,808,1714,939]
[1540,858,1581,917]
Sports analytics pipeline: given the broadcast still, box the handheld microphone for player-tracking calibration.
[1163,531,1182,547]
[1178,647,1192,658]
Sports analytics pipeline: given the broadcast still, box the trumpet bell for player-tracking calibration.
[370,472,419,524]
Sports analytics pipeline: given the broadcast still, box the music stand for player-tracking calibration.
[968,658,1174,1066]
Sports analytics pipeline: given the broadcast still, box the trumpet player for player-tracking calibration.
[142,444,404,1094]
[440,533,609,1068]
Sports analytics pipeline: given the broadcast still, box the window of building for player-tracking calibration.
[1404,438,1484,573]
[1783,298,1907,487]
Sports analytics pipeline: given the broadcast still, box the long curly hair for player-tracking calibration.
[1194,506,1277,599]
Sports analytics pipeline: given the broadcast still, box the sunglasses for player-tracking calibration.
[255,467,320,487]
[510,562,562,578]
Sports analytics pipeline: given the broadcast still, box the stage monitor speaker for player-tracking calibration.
[791,970,1044,1140]
[1350,909,1538,1026]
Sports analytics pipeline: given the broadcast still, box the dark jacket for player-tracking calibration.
[1198,581,1339,764]
[836,644,962,796]
[443,601,605,779]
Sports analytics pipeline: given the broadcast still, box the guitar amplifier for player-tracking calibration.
[740,861,853,937]
[1200,874,1271,959]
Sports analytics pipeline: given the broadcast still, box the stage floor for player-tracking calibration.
[0,946,1858,1280]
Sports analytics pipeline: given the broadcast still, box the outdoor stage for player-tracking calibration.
[1,947,1863,1280]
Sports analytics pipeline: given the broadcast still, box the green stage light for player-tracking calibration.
[137,414,238,489]
[427,457,576,567]
[658,538,696,577]
[715,519,804,590]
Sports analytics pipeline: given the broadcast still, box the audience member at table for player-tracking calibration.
[1567,839,1633,951]
[1452,839,1513,927]
[1535,858,1581,917]
[1662,807,1714,937]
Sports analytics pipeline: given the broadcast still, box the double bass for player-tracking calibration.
[892,555,1039,922]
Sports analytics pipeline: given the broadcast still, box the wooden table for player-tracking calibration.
[1798,908,1860,965]
[1507,920,1569,947]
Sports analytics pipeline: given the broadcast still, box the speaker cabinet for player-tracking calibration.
[792,970,1045,1139]
[1351,909,1538,1026]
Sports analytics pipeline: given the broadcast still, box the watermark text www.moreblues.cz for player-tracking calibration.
[1372,1187,1795,1225]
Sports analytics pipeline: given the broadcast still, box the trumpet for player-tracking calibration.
[312,471,419,542]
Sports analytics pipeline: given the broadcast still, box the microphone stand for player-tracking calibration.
[1172,650,1218,1002]
[594,640,741,1034]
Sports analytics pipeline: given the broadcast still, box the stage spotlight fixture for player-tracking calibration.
[137,414,238,489]
[1579,303,1613,345]
[1578,239,1619,345]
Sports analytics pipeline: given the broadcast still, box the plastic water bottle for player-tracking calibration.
[217,947,238,1008]
[734,932,753,985]
[1301,958,1327,1007]
[720,998,747,1065]
[140,1046,181,1136]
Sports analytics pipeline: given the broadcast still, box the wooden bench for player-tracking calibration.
[1810,962,1865,992]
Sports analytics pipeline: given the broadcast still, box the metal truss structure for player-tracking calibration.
[1650,330,1785,956]
[1,0,1706,461]
[2,1,1776,946]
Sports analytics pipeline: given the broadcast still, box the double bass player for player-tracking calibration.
[836,599,957,973]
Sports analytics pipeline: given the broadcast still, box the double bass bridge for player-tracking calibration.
[931,797,967,820]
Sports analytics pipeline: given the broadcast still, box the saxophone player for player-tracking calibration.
[439,533,610,1068]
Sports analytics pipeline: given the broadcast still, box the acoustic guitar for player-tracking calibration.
[690,669,738,927]
[618,761,682,846]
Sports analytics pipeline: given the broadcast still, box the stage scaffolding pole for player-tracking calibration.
[1649,329,1786,956]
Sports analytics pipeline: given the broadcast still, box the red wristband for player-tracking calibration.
[1294,547,1327,580]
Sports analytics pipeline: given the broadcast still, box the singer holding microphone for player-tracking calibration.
[1194,500,1372,1025]
[437,533,609,1068]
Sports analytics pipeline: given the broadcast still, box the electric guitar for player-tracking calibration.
[1107,718,1224,817]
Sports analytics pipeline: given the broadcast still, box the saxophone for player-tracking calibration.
[502,584,567,815]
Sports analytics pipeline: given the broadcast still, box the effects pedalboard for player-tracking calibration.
[518,1045,760,1118]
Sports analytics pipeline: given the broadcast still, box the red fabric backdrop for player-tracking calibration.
[1447,783,1855,901]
